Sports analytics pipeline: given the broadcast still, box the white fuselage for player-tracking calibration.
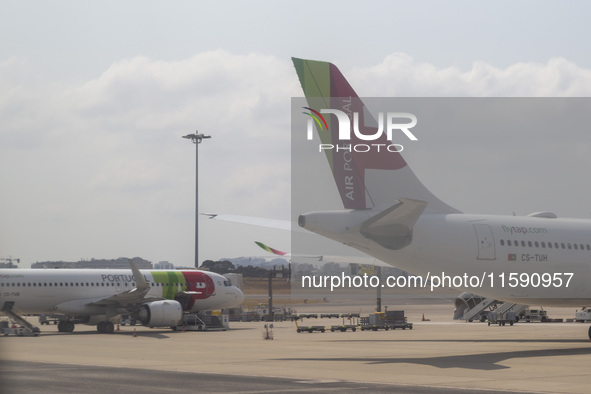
[302,210,591,306]
[0,269,244,316]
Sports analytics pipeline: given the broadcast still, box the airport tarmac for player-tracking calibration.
[2,302,591,393]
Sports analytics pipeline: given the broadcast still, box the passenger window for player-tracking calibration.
[528,241,532,247]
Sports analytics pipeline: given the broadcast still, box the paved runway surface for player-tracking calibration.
[1,360,528,394]
[2,303,591,393]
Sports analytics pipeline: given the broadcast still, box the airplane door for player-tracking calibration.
[473,224,496,260]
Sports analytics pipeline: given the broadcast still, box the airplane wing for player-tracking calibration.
[205,214,396,267]
[202,213,309,233]
[89,261,158,309]
[91,287,155,307]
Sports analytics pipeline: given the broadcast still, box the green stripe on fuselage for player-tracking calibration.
[151,271,187,299]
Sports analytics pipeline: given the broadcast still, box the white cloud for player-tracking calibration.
[350,53,591,96]
[2,52,591,266]
[0,51,296,266]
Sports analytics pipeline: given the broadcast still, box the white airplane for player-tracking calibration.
[212,58,591,339]
[0,261,244,333]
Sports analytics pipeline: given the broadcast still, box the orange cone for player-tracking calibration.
[133,328,137,337]
[422,313,426,321]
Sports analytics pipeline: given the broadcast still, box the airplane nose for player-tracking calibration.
[235,287,245,304]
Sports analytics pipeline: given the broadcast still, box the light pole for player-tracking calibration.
[182,132,211,268]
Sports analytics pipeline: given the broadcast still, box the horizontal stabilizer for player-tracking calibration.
[359,198,427,250]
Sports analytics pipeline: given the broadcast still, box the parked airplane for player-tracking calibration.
[292,57,591,337]
[0,261,244,333]
[211,58,591,339]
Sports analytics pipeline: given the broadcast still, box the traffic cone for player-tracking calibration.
[133,328,137,337]
[422,313,426,321]
[116,324,120,331]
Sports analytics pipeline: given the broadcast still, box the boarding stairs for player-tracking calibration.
[494,302,528,318]
[461,298,499,322]
[494,302,517,316]
[1,301,40,335]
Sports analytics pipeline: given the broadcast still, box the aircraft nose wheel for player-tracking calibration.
[588,325,591,341]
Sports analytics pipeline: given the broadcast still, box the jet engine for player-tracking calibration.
[138,300,182,327]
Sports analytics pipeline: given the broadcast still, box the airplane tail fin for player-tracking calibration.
[255,241,287,256]
[292,57,459,214]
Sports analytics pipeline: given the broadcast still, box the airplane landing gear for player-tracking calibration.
[57,320,75,333]
[97,321,115,334]
[588,325,591,341]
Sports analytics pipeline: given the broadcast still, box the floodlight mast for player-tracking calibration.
[182,132,211,268]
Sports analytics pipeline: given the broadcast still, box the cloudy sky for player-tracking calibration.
[1,1,591,268]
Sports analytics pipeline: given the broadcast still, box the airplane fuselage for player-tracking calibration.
[0,269,244,318]
[302,210,591,307]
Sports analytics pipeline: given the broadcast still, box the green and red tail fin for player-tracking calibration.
[292,57,459,214]
[255,241,287,256]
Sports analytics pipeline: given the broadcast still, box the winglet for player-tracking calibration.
[129,260,150,290]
